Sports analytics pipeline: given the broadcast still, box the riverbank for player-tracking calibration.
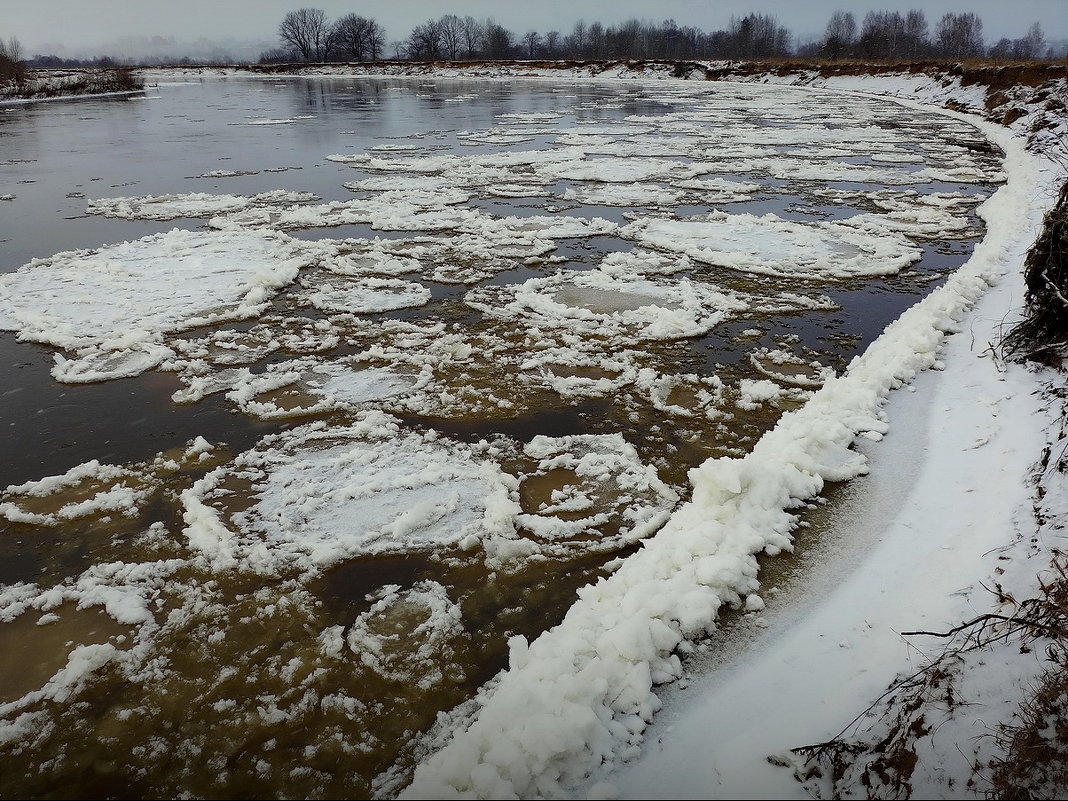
[0,67,144,104]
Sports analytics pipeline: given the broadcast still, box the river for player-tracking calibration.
[0,72,1001,797]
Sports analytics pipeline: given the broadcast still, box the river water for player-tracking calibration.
[0,72,1001,797]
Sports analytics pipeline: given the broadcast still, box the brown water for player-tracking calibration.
[0,73,1001,798]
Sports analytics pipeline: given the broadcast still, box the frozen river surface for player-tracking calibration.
[0,73,1002,797]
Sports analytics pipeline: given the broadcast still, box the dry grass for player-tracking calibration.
[1001,181,1068,365]
[988,552,1068,799]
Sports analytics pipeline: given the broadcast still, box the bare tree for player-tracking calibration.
[438,14,464,60]
[566,19,588,57]
[725,14,790,58]
[587,21,607,58]
[482,19,514,59]
[407,19,443,60]
[543,30,561,58]
[609,19,645,58]
[279,8,329,62]
[935,12,984,59]
[903,10,929,58]
[821,10,856,59]
[857,11,906,59]
[332,13,371,61]
[522,30,541,59]
[461,16,483,59]
[1012,22,1045,60]
[0,36,27,83]
[366,20,386,61]
[1,36,24,63]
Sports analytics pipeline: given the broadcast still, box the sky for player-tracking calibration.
[3,0,1066,59]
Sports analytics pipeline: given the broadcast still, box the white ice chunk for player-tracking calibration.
[0,229,316,382]
[621,211,921,280]
[181,415,521,573]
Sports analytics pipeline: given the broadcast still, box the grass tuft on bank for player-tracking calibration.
[1003,177,1068,365]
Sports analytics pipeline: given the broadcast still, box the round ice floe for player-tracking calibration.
[635,369,726,419]
[344,175,452,192]
[218,356,428,419]
[466,270,746,343]
[520,348,639,399]
[485,184,551,198]
[325,248,422,277]
[366,143,423,152]
[302,277,431,314]
[342,187,472,207]
[514,433,678,553]
[735,378,787,410]
[495,111,564,124]
[209,198,481,233]
[1,459,148,526]
[0,229,316,382]
[346,581,467,689]
[181,415,521,573]
[670,176,762,203]
[458,132,535,145]
[597,250,692,277]
[621,211,921,280]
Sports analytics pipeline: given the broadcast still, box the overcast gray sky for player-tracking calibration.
[5,0,1066,58]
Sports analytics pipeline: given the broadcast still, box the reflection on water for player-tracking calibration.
[0,73,1000,798]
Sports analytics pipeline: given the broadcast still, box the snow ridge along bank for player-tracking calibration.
[398,85,1051,798]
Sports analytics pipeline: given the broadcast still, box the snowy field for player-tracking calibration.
[0,65,1063,798]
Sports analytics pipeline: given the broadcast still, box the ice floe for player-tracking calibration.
[181,414,522,573]
[0,229,318,382]
[621,212,922,280]
[345,581,468,690]
[466,270,747,343]
[86,190,319,220]
[300,276,431,314]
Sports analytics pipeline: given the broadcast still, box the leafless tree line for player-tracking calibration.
[267,7,1058,65]
[270,8,385,63]
[809,10,1048,62]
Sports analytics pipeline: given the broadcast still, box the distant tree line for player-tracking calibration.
[800,10,1048,62]
[264,7,1060,64]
